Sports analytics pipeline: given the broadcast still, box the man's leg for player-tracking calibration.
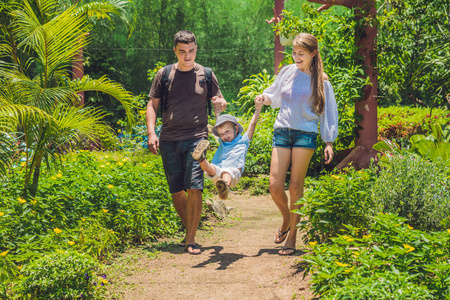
[171,191,188,229]
[185,189,202,254]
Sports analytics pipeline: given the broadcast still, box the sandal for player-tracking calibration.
[278,246,296,256]
[273,227,290,244]
[185,244,201,255]
[192,140,210,161]
[215,179,228,200]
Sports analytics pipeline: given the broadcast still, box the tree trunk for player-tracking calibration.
[72,47,85,106]
[308,0,379,169]
[274,0,285,74]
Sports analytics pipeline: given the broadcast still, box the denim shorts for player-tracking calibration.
[272,128,317,149]
[159,138,205,193]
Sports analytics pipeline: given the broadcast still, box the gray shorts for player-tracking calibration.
[159,138,205,194]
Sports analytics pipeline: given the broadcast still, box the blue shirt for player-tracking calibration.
[211,132,250,174]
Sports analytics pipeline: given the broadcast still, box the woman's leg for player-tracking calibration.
[269,147,292,242]
[279,147,314,255]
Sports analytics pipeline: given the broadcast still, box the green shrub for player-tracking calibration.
[370,153,450,231]
[18,250,103,299]
[325,272,434,300]
[296,167,377,243]
[304,213,450,299]
[377,106,450,144]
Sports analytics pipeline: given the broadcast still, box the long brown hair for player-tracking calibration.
[293,33,325,114]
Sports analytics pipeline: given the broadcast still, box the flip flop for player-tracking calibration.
[273,227,290,244]
[278,246,296,256]
[185,244,201,255]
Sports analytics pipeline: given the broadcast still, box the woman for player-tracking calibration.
[256,33,338,255]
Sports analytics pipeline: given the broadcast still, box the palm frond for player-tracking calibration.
[74,0,137,38]
[11,2,91,84]
[71,75,137,130]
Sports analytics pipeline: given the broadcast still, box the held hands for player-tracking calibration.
[254,97,263,110]
[255,94,271,106]
[324,142,334,164]
[147,133,159,155]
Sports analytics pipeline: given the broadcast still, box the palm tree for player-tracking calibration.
[0,0,137,196]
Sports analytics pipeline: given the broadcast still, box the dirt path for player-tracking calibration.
[106,192,315,300]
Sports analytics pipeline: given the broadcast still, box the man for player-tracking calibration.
[146,30,227,255]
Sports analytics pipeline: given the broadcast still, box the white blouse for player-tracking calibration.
[263,64,339,143]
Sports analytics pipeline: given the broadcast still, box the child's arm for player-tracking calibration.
[246,98,263,140]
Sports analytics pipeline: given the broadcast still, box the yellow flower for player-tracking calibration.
[448,229,450,233]
[53,228,62,234]
[330,175,341,180]
[102,209,108,213]
[309,241,318,246]
[343,235,354,242]
[100,165,105,168]
[363,235,372,239]
[18,197,26,204]
[353,251,360,256]
[403,244,415,253]
[106,162,110,165]
[17,265,22,269]
[31,200,37,205]
[118,162,123,166]
[81,218,85,221]
[142,164,147,167]
[107,185,114,189]
[335,261,350,267]
[101,279,108,284]
[122,158,128,162]
[0,212,4,217]
[118,129,121,133]
[105,155,109,159]
[68,241,75,246]
[57,173,62,178]
[407,225,413,230]
[120,210,125,213]
[344,267,355,273]
[52,176,57,180]
[32,211,36,214]
[20,162,26,167]
[0,250,8,256]
[139,110,146,115]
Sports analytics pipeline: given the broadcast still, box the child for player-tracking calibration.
[192,99,263,199]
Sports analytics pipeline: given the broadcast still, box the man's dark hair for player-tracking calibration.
[173,30,197,47]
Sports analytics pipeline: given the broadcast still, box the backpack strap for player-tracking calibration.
[160,64,173,116]
[204,67,213,115]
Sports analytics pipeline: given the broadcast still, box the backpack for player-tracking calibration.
[159,64,213,117]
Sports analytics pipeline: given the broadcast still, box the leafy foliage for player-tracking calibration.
[304,213,450,299]
[377,0,450,107]
[297,167,377,243]
[236,70,275,116]
[377,106,450,144]
[370,152,450,231]
[18,250,104,299]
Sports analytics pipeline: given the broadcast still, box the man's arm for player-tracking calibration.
[246,98,263,140]
[146,97,160,155]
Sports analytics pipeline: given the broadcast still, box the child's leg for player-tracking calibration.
[221,172,232,187]
[199,159,216,177]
